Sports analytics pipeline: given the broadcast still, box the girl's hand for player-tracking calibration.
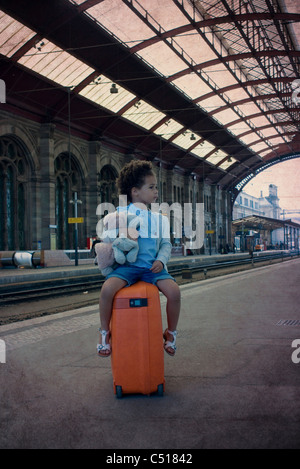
[150,260,164,273]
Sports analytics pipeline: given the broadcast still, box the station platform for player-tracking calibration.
[0,250,266,286]
[0,257,300,449]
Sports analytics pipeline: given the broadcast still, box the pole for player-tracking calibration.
[70,192,82,266]
[74,191,79,266]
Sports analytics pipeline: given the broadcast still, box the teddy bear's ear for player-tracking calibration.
[128,215,140,229]
[128,227,139,239]
[102,213,110,225]
[104,211,118,227]
[118,212,127,224]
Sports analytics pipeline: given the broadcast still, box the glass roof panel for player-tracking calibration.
[194,84,216,102]
[136,42,188,77]
[259,148,273,158]
[153,119,184,139]
[227,122,253,136]
[0,12,36,57]
[238,135,269,148]
[200,95,227,113]
[212,108,241,126]
[86,0,154,48]
[248,115,273,128]
[225,88,251,102]
[239,128,283,146]
[191,141,216,158]
[173,74,213,100]
[172,131,201,150]
[236,102,263,117]
[173,32,215,65]
[135,0,189,31]
[239,133,260,145]
[249,142,270,152]
[122,100,166,130]
[268,136,286,146]
[79,75,136,113]
[206,150,228,165]
[18,40,94,87]
[203,64,237,89]
[256,127,279,138]
[219,157,237,170]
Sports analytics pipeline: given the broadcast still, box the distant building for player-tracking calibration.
[259,184,281,219]
[233,184,281,221]
[233,184,284,248]
[232,191,264,220]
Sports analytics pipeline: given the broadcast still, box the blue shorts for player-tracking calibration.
[105,265,175,286]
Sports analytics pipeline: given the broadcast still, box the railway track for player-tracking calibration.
[1,250,298,306]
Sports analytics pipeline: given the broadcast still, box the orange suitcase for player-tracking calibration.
[110,281,165,398]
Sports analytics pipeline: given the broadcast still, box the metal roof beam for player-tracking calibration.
[207,91,292,116]
[224,106,299,128]
[193,76,296,104]
[167,50,300,82]
[236,120,297,140]
[130,12,300,53]
[218,0,299,135]
[76,0,105,13]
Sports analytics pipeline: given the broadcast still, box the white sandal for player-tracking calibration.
[97,329,111,357]
[163,329,177,356]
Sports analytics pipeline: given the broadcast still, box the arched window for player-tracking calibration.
[55,153,82,250]
[98,165,118,206]
[0,137,28,250]
[163,182,167,200]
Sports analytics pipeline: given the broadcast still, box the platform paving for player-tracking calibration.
[0,258,300,449]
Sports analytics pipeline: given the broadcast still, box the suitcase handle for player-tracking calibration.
[129,298,148,307]
[113,298,148,309]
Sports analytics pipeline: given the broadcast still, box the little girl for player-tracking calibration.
[97,160,181,357]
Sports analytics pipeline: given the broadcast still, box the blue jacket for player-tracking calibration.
[112,204,172,269]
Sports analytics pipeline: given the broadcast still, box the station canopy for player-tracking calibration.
[0,0,300,193]
[232,214,300,231]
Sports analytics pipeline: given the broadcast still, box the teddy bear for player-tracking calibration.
[95,241,116,276]
[95,211,140,276]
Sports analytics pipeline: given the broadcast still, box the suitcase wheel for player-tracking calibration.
[116,385,123,399]
[157,383,164,397]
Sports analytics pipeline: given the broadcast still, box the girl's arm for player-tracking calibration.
[155,214,172,268]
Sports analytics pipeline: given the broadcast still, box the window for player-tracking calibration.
[163,182,167,200]
[55,153,82,250]
[98,165,118,206]
[0,137,28,250]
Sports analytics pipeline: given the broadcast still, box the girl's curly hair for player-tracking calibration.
[116,160,154,202]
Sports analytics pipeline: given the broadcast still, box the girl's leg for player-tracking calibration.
[98,276,127,356]
[99,276,127,329]
[156,279,181,355]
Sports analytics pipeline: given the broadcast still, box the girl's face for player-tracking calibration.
[131,174,158,205]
